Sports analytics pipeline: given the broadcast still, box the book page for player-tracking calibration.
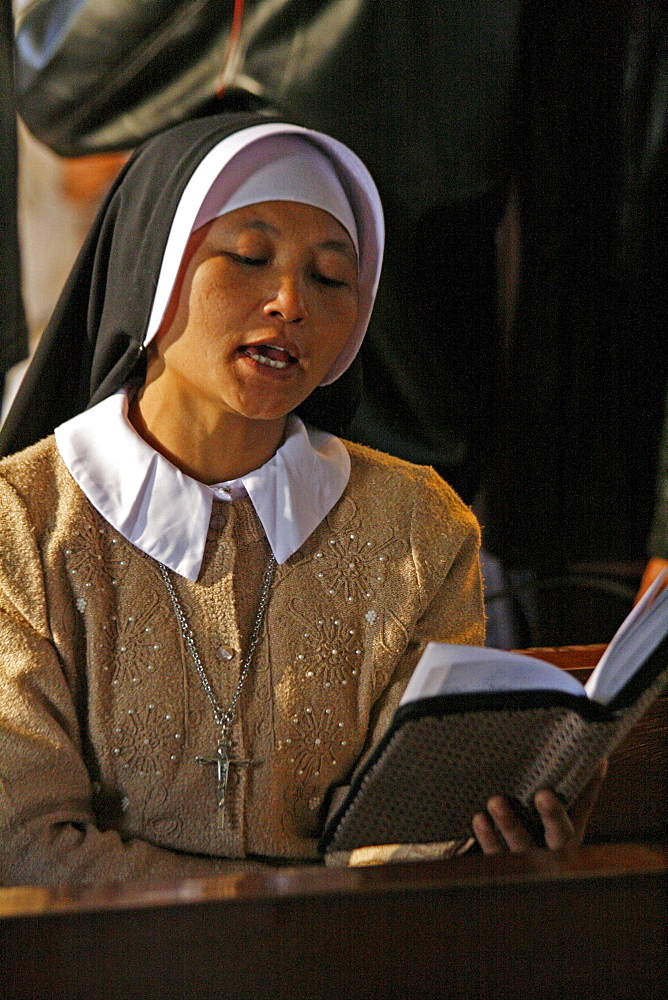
[585,571,668,703]
[399,643,586,706]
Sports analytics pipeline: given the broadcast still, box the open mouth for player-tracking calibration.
[239,345,299,370]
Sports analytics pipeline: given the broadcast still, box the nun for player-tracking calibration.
[0,114,598,886]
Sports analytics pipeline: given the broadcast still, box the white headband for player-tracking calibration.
[144,123,384,385]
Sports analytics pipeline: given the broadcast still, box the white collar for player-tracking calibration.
[54,391,350,581]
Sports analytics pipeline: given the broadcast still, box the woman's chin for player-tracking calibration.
[231,392,303,425]
[231,377,318,423]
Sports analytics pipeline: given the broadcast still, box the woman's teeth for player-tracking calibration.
[247,352,288,369]
[244,346,294,369]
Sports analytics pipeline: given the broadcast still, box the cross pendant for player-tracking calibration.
[196,740,252,831]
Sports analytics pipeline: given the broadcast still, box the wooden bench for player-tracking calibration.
[0,844,666,999]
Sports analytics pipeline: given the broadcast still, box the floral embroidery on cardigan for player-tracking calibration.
[110,703,181,778]
[63,504,131,590]
[289,602,363,688]
[96,594,169,690]
[312,499,409,604]
[281,706,347,780]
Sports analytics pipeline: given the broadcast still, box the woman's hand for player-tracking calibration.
[471,758,608,854]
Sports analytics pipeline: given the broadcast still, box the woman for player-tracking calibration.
[0,114,599,886]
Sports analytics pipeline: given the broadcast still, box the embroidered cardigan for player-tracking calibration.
[0,436,484,886]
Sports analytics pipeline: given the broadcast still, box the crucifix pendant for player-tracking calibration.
[196,739,252,831]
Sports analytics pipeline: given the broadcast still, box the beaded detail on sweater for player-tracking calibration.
[0,435,484,877]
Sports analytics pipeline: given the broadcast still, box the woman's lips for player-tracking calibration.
[238,344,299,370]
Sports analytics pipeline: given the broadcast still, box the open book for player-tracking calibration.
[320,572,668,855]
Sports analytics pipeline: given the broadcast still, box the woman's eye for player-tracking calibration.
[227,252,268,267]
[314,272,347,288]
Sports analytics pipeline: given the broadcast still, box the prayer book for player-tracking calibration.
[320,572,668,855]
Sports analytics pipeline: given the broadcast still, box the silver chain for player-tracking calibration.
[159,554,276,743]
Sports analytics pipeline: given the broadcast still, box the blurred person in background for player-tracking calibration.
[1,0,28,402]
[12,0,521,507]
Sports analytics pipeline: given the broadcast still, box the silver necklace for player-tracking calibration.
[159,553,276,831]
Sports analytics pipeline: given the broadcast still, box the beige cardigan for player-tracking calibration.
[0,436,483,886]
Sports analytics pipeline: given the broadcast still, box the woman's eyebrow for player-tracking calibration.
[319,239,356,261]
[240,219,280,235]
[234,220,355,260]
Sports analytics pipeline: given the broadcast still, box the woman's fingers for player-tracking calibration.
[473,795,534,854]
[532,789,575,850]
[540,757,608,849]
[472,758,608,855]
[471,808,505,854]
[486,795,536,852]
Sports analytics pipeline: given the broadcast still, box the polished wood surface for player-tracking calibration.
[1,844,666,1000]
[1,841,663,919]
[520,642,606,672]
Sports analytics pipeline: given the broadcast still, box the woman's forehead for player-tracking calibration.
[203,201,357,254]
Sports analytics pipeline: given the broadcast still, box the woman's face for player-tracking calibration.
[150,200,359,423]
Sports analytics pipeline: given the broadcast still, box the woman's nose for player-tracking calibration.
[263,274,307,324]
